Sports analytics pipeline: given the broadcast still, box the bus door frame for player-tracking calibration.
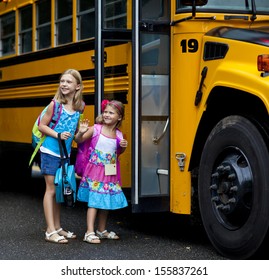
[95,0,170,213]
[132,0,171,213]
[94,0,132,114]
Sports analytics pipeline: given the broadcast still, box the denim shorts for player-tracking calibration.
[40,153,69,175]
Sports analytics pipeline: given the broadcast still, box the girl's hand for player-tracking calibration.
[79,119,89,134]
[75,119,93,143]
[120,139,128,148]
[60,131,72,140]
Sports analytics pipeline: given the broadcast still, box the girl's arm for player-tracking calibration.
[75,120,94,143]
[38,101,72,140]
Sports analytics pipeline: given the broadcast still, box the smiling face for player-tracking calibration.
[102,104,122,126]
[60,74,80,96]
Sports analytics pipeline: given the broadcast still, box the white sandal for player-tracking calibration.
[83,232,101,244]
[56,228,76,239]
[96,230,119,240]
[45,230,68,244]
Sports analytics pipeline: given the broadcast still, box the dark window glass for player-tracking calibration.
[37,0,51,50]
[20,5,32,53]
[104,0,127,29]
[77,0,95,40]
[1,12,15,56]
[56,0,73,45]
[57,19,72,45]
[57,0,72,19]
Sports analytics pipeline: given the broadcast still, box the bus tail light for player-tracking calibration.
[258,55,269,77]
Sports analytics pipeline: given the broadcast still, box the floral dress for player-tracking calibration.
[77,127,128,210]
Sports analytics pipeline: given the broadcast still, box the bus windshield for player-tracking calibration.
[177,0,269,14]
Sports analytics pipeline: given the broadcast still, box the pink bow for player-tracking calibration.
[101,99,109,112]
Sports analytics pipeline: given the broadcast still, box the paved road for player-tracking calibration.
[0,176,228,260]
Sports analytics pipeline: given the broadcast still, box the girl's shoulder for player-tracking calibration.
[51,99,64,111]
[47,99,62,113]
[53,98,61,104]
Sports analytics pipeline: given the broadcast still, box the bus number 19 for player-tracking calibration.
[180,39,199,53]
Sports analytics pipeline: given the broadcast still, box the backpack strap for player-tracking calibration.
[87,124,102,149]
[49,100,62,129]
[116,129,124,156]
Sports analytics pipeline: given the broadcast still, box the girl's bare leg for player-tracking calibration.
[86,207,98,233]
[97,210,109,232]
[43,175,67,243]
[83,207,100,243]
[43,175,57,233]
[97,210,119,239]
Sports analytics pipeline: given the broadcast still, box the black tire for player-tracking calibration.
[198,115,269,259]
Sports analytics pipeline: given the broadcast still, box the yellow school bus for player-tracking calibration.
[1,0,269,259]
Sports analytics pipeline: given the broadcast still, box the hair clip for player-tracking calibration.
[101,99,109,112]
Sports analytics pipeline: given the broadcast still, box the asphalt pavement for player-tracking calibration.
[0,176,227,260]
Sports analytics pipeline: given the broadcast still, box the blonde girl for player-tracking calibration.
[39,69,84,244]
[75,100,128,244]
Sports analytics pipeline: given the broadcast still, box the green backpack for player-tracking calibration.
[29,99,62,165]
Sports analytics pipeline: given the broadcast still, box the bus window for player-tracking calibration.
[36,0,51,50]
[77,0,95,40]
[104,0,127,29]
[141,0,169,20]
[55,0,72,45]
[141,33,169,75]
[19,5,33,54]
[0,11,15,56]
[255,0,269,12]
[176,0,269,13]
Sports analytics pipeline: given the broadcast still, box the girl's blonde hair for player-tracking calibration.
[54,69,84,111]
[96,100,125,128]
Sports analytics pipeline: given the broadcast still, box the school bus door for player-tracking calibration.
[96,0,170,212]
[131,0,171,212]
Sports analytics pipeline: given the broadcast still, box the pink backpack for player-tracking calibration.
[75,124,123,177]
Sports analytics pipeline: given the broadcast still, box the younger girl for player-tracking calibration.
[75,100,128,244]
[38,69,84,244]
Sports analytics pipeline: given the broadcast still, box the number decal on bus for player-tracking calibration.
[180,39,199,53]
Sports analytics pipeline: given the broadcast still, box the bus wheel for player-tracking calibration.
[198,115,269,259]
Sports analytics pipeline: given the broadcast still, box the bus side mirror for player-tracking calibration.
[181,0,208,6]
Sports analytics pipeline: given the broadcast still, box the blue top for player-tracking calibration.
[40,105,80,157]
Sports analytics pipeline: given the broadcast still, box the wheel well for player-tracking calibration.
[190,87,269,172]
